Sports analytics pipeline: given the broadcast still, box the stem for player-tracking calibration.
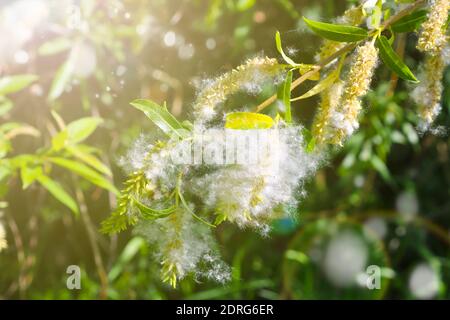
[254,0,427,113]
[73,179,109,299]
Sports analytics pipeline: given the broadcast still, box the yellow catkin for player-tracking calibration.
[160,209,183,288]
[417,0,450,55]
[416,54,445,130]
[331,41,378,145]
[193,57,282,122]
[311,80,344,146]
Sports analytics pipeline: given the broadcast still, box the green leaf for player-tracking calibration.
[36,174,79,215]
[66,145,112,176]
[20,166,43,189]
[302,128,316,153]
[391,10,428,33]
[277,70,293,123]
[303,17,368,42]
[38,37,72,56]
[66,117,103,144]
[0,162,12,181]
[370,156,392,183]
[132,197,176,220]
[51,130,68,151]
[48,157,119,195]
[0,75,38,96]
[0,98,13,117]
[236,0,255,11]
[275,32,319,80]
[225,112,275,130]
[48,59,74,101]
[376,36,418,82]
[108,237,146,282]
[291,67,340,101]
[130,99,188,138]
[275,31,299,67]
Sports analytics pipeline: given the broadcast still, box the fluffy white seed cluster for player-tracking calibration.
[193,125,322,234]
[117,57,310,286]
[134,208,230,284]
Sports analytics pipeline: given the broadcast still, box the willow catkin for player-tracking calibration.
[412,53,446,131]
[417,0,450,55]
[414,0,449,130]
[312,80,344,146]
[193,57,282,122]
[331,41,378,145]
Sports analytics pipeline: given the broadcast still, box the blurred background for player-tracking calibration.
[0,0,449,299]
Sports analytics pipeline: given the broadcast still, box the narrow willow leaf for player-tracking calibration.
[66,145,112,176]
[48,157,119,194]
[376,36,418,82]
[51,130,68,151]
[275,32,319,80]
[130,99,187,138]
[0,75,38,96]
[291,67,339,101]
[48,59,74,101]
[178,191,216,228]
[391,10,428,33]
[370,156,392,183]
[20,166,43,189]
[236,0,255,11]
[303,17,368,42]
[0,98,13,117]
[302,128,316,153]
[0,122,22,134]
[132,197,175,220]
[66,117,103,144]
[38,37,72,56]
[225,112,275,130]
[0,101,13,119]
[3,124,40,140]
[108,237,146,282]
[277,70,293,123]
[275,31,300,66]
[36,174,79,215]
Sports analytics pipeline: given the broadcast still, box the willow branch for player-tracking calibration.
[254,0,427,113]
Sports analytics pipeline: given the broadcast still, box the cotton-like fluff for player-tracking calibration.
[119,136,179,191]
[134,206,230,287]
[193,56,283,123]
[118,134,153,172]
[193,125,323,234]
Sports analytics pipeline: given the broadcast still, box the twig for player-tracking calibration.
[73,179,109,299]
[254,0,427,113]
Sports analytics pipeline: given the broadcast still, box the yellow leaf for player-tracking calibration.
[225,112,275,130]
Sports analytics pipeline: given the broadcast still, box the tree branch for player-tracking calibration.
[254,0,427,113]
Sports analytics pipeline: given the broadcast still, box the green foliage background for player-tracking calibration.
[0,0,449,299]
